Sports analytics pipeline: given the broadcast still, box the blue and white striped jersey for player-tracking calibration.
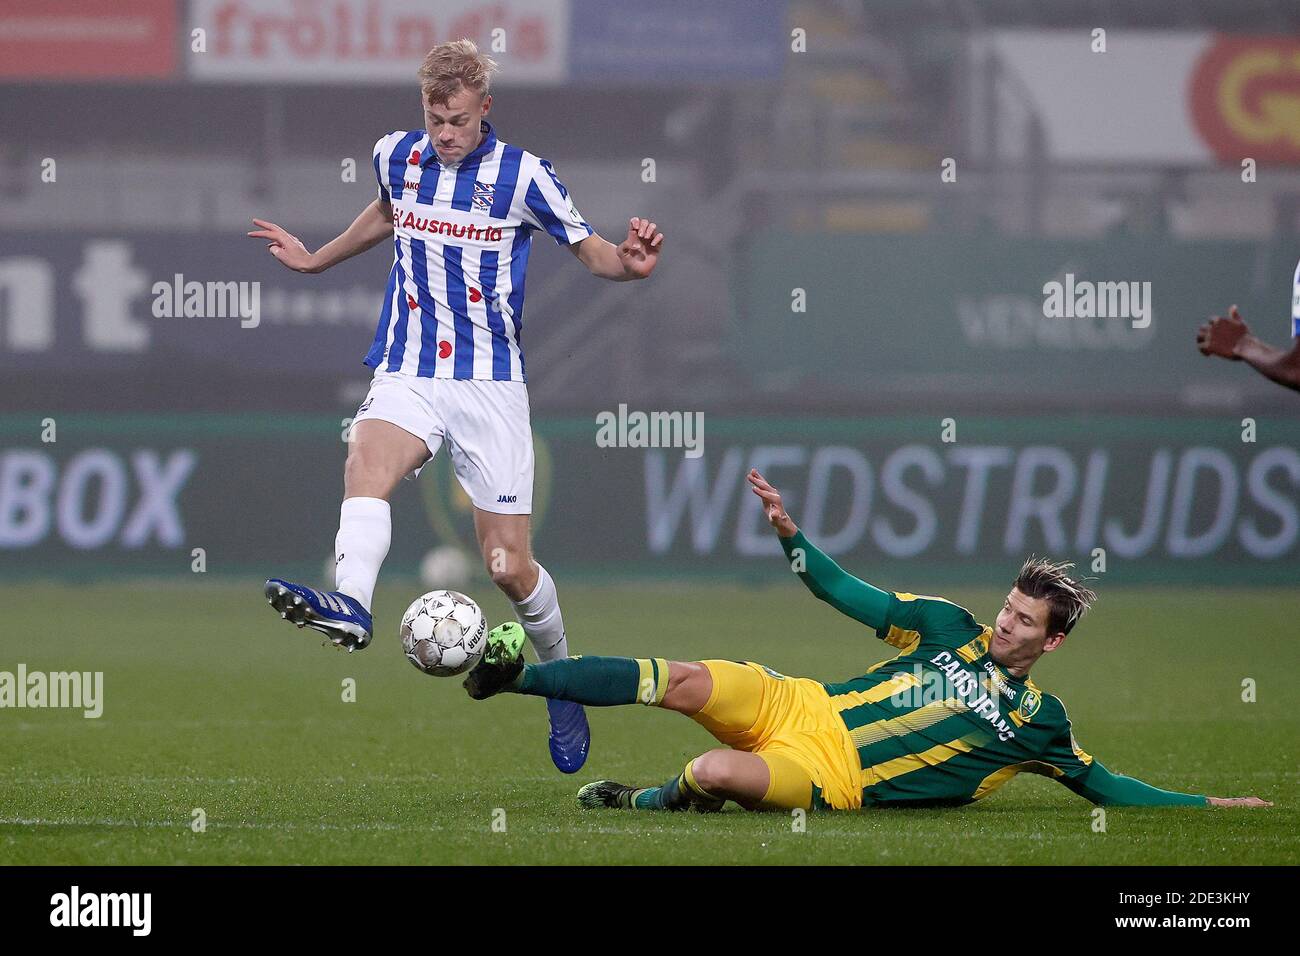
[365,120,593,381]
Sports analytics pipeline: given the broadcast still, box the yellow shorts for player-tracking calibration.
[692,661,863,811]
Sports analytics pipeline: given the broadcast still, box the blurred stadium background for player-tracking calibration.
[2,0,1298,589]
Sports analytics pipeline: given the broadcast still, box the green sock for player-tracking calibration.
[514,656,643,706]
[632,776,689,810]
[632,760,724,811]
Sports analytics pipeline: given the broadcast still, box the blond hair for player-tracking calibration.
[417,39,498,106]
[1013,557,1098,636]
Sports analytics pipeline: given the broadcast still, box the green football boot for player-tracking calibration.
[462,621,527,700]
[577,778,725,813]
[577,780,639,810]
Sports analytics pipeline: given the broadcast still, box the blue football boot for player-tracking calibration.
[264,578,373,652]
[546,698,590,775]
[463,622,590,773]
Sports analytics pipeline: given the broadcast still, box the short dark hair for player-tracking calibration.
[1013,557,1097,636]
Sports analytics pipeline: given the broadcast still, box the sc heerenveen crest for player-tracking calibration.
[471,180,495,210]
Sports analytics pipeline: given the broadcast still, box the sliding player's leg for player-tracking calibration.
[579,661,813,811]
[467,652,752,721]
[576,750,757,812]
[465,641,814,810]
[580,748,813,812]
[265,414,432,651]
[464,636,687,709]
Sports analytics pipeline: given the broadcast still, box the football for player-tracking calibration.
[399,590,488,677]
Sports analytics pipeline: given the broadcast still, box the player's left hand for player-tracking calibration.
[617,217,664,279]
[1196,305,1250,360]
[248,218,316,273]
[1207,795,1273,807]
[747,468,798,538]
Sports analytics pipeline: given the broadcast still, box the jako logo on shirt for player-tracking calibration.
[496,495,517,504]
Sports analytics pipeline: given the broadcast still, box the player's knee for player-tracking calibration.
[666,661,708,697]
[486,552,531,595]
[690,749,740,795]
[661,661,713,712]
[343,445,385,488]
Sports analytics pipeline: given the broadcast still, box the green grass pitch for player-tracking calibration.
[2,580,1296,865]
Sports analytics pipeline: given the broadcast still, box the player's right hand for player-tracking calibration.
[248,218,317,273]
[1206,796,1273,807]
[1196,304,1250,359]
[747,468,798,538]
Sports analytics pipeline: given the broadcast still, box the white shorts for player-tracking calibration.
[352,370,534,515]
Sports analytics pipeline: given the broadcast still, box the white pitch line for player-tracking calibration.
[0,816,708,835]
[2,817,1283,844]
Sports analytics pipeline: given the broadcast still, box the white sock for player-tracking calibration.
[512,563,569,662]
[333,496,391,612]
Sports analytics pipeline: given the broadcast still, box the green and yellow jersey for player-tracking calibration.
[780,530,1207,809]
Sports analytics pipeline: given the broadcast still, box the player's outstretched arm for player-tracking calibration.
[247,199,394,275]
[1059,760,1271,808]
[1197,305,1300,392]
[569,217,664,281]
[747,468,891,629]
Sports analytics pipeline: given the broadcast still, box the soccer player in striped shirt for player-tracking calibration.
[248,40,664,773]
[463,469,1272,812]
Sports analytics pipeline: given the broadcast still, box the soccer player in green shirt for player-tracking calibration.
[463,468,1272,813]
